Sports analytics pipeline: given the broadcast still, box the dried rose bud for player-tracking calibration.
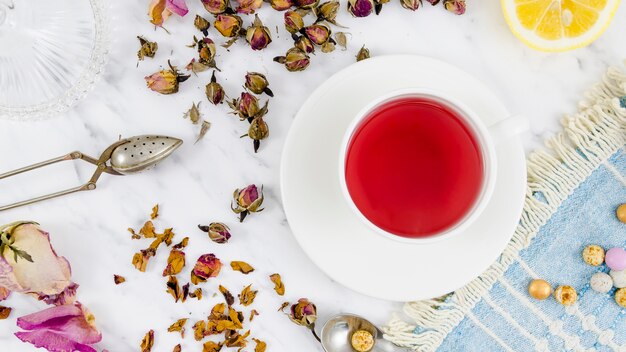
[426,0,440,4]
[229,92,260,120]
[294,35,315,54]
[198,223,231,244]
[302,24,331,45]
[145,61,190,95]
[202,0,230,14]
[347,0,374,17]
[236,0,263,14]
[245,72,273,97]
[284,11,305,34]
[274,47,310,72]
[231,185,264,222]
[269,0,294,11]
[356,45,370,61]
[295,0,319,9]
[443,0,465,14]
[215,14,243,37]
[245,116,269,153]
[194,15,211,35]
[246,15,272,51]
[197,37,217,65]
[315,1,339,23]
[289,298,317,327]
[137,36,158,61]
[205,71,225,105]
[401,0,421,10]
[191,254,222,284]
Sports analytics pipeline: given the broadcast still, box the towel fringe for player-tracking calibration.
[383,64,626,351]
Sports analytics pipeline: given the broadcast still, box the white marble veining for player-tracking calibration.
[1,1,626,351]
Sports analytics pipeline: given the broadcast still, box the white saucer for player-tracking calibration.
[280,55,526,302]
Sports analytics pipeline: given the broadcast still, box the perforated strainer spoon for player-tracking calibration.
[0,135,182,211]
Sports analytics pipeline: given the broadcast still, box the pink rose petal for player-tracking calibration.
[166,0,189,16]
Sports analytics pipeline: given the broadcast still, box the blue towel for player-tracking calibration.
[385,66,626,352]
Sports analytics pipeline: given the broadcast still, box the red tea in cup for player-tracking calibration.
[344,96,484,238]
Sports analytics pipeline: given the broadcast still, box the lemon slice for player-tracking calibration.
[501,0,621,52]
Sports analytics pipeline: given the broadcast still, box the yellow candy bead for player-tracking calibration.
[582,245,605,266]
[351,330,374,352]
[615,288,626,308]
[617,204,626,224]
[528,279,552,300]
[554,285,577,306]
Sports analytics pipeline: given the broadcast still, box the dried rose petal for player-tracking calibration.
[173,344,181,352]
[284,11,304,33]
[162,249,186,276]
[303,24,331,45]
[166,0,189,16]
[347,0,374,17]
[225,330,250,348]
[15,302,102,352]
[166,275,182,302]
[141,329,155,352]
[289,298,317,327]
[191,254,222,284]
[274,47,310,72]
[0,306,11,319]
[230,261,255,274]
[270,273,285,295]
[173,237,189,249]
[0,222,77,306]
[198,222,231,244]
[168,318,188,338]
[246,15,272,51]
[189,288,202,300]
[183,102,202,124]
[193,320,206,341]
[236,0,263,14]
[219,285,235,306]
[202,0,229,14]
[254,338,267,352]
[0,287,9,301]
[113,275,126,285]
[245,72,273,97]
[239,284,258,306]
[148,0,170,26]
[203,341,223,352]
[215,14,243,38]
[249,309,259,321]
[270,0,293,10]
[443,0,465,14]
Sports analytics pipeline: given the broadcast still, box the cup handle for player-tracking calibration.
[488,115,529,145]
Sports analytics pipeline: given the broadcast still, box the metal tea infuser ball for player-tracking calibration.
[0,135,182,211]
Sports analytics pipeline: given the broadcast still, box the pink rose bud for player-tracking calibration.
[443,0,465,14]
[401,0,421,10]
[191,254,222,284]
[198,223,232,244]
[289,298,317,327]
[246,15,272,51]
[274,47,311,72]
[303,24,331,45]
[215,14,243,37]
[284,11,305,34]
[236,0,263,13]
[270,0,294,11]
[202,0,230,14]
[231,184,265,222]
[347,0,374,17]
[15,302,102,352]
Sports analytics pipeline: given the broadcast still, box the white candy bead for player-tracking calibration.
[610,270,626,288]
[591,272,613,293]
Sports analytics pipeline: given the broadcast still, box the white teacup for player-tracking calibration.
[338,88,528,244]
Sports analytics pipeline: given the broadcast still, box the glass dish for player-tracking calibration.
[0,0,109,120]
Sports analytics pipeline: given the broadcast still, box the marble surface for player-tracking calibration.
[1,1,626,351]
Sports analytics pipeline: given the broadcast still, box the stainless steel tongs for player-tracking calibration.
[0,135,182,211]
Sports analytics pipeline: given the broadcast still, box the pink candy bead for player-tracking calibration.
[605,248,626,271]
